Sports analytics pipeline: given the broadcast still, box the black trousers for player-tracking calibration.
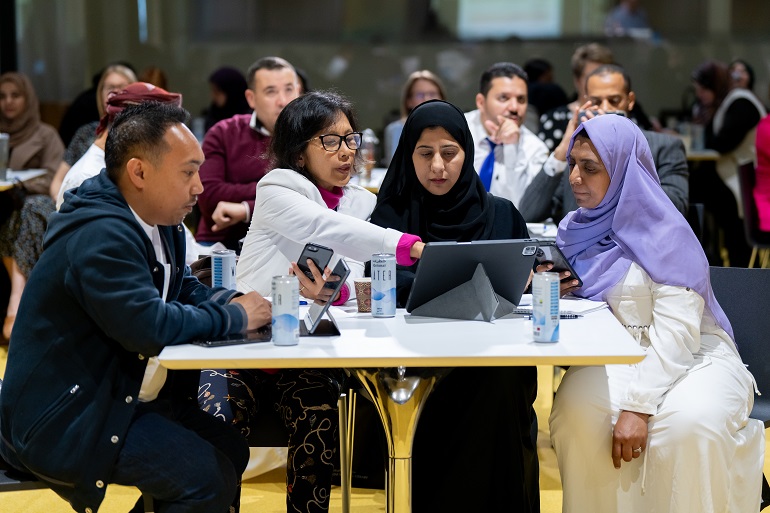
[411,366,540,513]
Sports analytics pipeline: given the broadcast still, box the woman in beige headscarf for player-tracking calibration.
[0,71,65,340]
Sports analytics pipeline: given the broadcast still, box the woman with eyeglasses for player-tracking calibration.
[201,91,423,513]
[236,90,424,299]
[383,70,447,166]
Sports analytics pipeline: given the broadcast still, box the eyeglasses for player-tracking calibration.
[310,132,363,152]
[412,91,441,102]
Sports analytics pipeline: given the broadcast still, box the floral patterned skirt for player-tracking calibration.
[200,368,345,513]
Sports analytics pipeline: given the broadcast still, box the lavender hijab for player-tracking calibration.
[556,115,734,340]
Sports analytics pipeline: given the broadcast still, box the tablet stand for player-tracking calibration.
[411,263,515,322]
[300,310,341,336]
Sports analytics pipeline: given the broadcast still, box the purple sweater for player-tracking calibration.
[196,114,272,245]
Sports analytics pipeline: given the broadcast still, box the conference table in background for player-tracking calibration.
[351,167,386,193]
[686,148,720,163]
[0,169,47,192]
[159,304,644,513]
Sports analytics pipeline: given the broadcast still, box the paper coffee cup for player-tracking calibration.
[354,278,372,313]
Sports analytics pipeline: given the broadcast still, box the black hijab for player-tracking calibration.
[370,100,497,242]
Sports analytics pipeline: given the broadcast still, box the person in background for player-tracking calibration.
[382,70,446,166]
[196,56,300,250]
[694,60,765,205]
[523,57,569,131]
[202,66,251,134]
[753,115,770,232]
[691,60,765,266]
[55,83,205,266]
[0,71,65,341]
[138,65,169,89]
[0,101,271,513]
[204,90,424,513]
[57,61,136,146]
[295,66,312,94]
[465,62,569,212]
[49,64,137,201]
[370,99,546,512]
[604,0,651,37]
[522,64,689,222]
[550,114,762,512]
[538,43,614,152]
[728,59,756,93]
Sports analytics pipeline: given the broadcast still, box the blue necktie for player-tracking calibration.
[479,138,497,192]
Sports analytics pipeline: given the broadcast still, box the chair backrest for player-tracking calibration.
[710,266,770,423]
[738,162,770,247]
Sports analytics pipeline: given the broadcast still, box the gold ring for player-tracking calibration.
[299,286,305,292]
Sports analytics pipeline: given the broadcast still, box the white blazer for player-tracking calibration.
[236,168,403,295]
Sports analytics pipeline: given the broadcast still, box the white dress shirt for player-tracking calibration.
[130,207,170,403]
[465,109,567,208]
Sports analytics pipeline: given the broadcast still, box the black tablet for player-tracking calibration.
[405,239,538,313]
[302,258,350,335]
[192,324,272,347]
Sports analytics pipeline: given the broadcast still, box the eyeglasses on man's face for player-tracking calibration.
[311,132,363,152]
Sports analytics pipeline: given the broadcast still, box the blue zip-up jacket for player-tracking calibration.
[0,170,247,512]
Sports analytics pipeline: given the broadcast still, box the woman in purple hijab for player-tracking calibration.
[549,115,762,512]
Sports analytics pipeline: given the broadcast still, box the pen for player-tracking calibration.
[520,313,583,320]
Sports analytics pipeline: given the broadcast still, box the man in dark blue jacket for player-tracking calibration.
[0,102,271,513]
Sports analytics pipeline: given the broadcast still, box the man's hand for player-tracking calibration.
[211,201,248,232]
[231,292,272,330]
[484,115,521,145]
[553,101,593,162]
[612,410,650,469]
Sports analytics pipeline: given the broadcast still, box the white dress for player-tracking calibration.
[550,262,764,512]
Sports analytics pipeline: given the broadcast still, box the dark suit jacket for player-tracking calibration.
[519,130,689,223]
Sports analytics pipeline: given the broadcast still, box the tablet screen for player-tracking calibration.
[303,259,350,333]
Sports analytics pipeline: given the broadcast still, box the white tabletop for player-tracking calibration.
[158,306,644,370]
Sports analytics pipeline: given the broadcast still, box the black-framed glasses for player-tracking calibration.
[311,132,363,152]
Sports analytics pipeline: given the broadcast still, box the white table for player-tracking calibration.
[159,306,643,513]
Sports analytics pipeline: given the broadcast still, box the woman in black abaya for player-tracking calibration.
[369,100,539,513]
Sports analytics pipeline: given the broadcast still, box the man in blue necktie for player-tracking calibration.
[464,62,570,213]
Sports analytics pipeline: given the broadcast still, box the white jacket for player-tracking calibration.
[236,168,403,295]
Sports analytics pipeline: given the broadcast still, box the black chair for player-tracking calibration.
[738,162,770,267]
[710,266,770,510]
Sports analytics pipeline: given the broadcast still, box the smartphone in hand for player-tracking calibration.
[296,243,333,282]
[535,241,583,287]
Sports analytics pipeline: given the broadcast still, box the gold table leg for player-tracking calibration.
[353,367,447,513]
